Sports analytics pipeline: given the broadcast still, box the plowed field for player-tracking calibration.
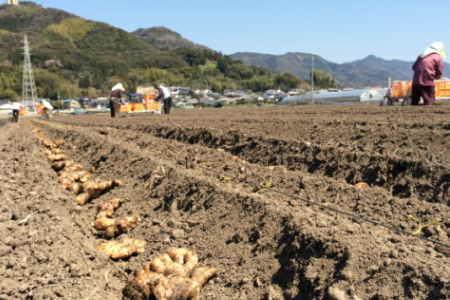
[2,103,450,300]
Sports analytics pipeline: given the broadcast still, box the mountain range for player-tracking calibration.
[230,52,450,88]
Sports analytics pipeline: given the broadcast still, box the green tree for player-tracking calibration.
[210,80,224,93]
[0,89,18,101]
[79,75,90,88]
[52,100,62,109]
[226,64,254,80]
[310,70,336,89]
[273,73,303,89]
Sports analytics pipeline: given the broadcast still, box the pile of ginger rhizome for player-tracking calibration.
[27,120,216,299]
[124,248,217,300]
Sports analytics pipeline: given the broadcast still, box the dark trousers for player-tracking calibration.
[12,109,19,123]
[110,97,120,118]
[163,97,172,114]
[411,84,435,106]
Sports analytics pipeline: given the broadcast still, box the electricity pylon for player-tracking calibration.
[22,35,38,111]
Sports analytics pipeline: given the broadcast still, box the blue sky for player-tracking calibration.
[38,0,449,64]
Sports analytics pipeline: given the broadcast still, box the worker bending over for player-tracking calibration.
[110,83,125,118]
[412,42,445,106]
[154,83,172,114]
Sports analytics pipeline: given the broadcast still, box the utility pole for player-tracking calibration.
[311,56,314,105]
[22,35,38,112]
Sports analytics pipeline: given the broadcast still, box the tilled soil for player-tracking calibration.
[2,103,450,299]
[0,120,124,300]
[0,118,10,129]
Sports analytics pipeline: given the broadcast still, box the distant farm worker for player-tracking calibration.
[154,83,172,114]
[42,99,53,118]
[11,102,23,123]
[110,83,125,118]
[412,42,445,106]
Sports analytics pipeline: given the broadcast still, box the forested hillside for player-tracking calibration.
[0,2,308,101]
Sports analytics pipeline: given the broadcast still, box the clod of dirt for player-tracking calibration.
[264,286,283,300]
[327,286,350,300]
[0,278,17,296]
[0,245,11,257]
[171,229,185,239]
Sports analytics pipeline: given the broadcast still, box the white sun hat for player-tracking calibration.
[422,42,446,59]
[112,83,125,91]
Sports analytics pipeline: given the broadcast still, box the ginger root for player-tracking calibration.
[125,268,164,300]
[58,164,83,175]
[46,153,67,162]
[92,217,116,231]
[103,215,142,239]
[355,182,369,189]
[183,250,199,274]
[152,267,217,300]
[51,148,63,154]
[164,261,187,278]
[52,160,75,172]
[190,267,217,289]
[96,238,147,260]
[74,179,123,205]
[58,178,81,195]
[92,198,126,231]
[148,254,172,274]
[54,140,65,146]
[71,171,91,183]
[98,198,123,217]
[58,170,91,183]
[41,138,63,149]
[167,247,188,264]
[124,248,216,300]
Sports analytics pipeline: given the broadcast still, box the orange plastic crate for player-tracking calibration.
[393,81,408,98]
[435,81,450,97]
[119,104,130,113]
[146,100,160,111]
[131,103,144,112]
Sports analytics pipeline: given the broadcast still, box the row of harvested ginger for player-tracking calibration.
[27,121,147,259]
